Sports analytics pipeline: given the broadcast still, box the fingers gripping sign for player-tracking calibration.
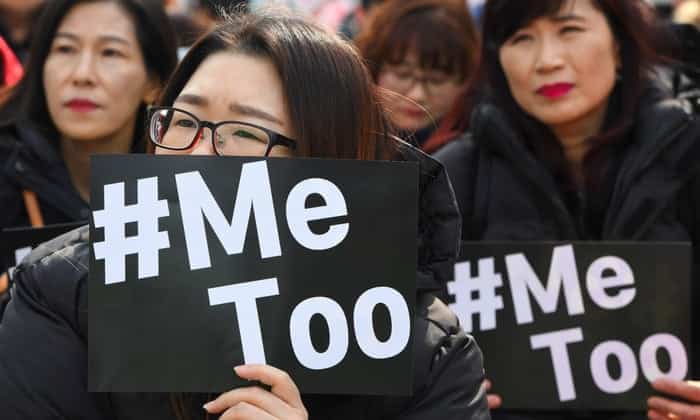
[647,379,700,420]
[204,365,308,420]
[484,379,503,410]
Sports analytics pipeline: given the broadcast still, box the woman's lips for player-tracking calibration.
[65,99,99,113]
[400,107,427,119]
[536,83,574,99]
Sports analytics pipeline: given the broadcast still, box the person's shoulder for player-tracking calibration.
[411,293,483,389]
[16,224,90,274]
[0,224,105,419]
[11,225,90,327]
[414,292,459,334]
[400,293,490,419]
[430,132,480,220]
[432,131,478,169]
[393,139,463,289]
[635,75,700,159]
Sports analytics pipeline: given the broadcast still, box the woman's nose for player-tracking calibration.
[71,51,97,86]
[405,79,428,102]
[535,37,566,73]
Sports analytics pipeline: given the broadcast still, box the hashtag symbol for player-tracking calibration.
[93,177,170,285]
[447,258,504,333]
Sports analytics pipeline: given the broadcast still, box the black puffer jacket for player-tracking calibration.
[434,82,700,419]
[0,148,490,420]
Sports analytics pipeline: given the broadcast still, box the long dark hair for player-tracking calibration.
[0,0,178,150]
[444,0,667,187]
[157,9,392,161]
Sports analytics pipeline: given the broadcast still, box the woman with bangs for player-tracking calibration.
[434,0,700,419]
[355,0,479,154]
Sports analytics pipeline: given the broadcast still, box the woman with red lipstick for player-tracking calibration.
[434,0,700,419]
[0,0,177,234]
[355,0,479,153]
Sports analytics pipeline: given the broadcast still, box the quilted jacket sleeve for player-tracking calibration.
[0,225,106,419]
[394,293,491,420]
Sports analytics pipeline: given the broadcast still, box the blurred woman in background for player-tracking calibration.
[434,0,700,419]
[0,0,177,300]
[356,0,479,153]
[0,0,177,231]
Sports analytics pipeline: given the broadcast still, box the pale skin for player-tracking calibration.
[155,52,294,158]
[486,0,698,411]
[203,365,307,420]
[647,379,700,420]
[42,2,159,201]
[498,0,618,188]
[155,52,302,419]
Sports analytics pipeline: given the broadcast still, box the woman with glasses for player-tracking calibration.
[148,106,297,157]
[355,0,479,153]
[0,9,491,420]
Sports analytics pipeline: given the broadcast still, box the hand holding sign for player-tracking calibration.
[204,365,308,420]
[484,379,503,409]
[647,379,700,420]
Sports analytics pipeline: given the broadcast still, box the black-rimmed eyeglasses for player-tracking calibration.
[148,106,297,157]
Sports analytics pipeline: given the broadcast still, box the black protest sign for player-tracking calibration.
[1,222,85,274]
[88,155,418,395]
[445,242,692,411]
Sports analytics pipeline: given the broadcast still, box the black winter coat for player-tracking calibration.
[0,147,491,420]
[0,122,91,230]
[434,83,700,420]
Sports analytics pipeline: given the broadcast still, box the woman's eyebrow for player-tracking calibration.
[55,32,131,45]
[550,14,586,23]
[229,102,283,125]
[174,93,207,106]
[173,95,283,125]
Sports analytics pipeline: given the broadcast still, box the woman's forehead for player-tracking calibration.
[179,53,282,108]
[57,2,139,44]
[494,0,582,39]
[175,52,292,134]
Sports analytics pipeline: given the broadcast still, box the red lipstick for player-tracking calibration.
[536,83,574,99]
[401,107,426,119]
[65,98,98,113]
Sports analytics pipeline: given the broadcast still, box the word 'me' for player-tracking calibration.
[176,161,349,270]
